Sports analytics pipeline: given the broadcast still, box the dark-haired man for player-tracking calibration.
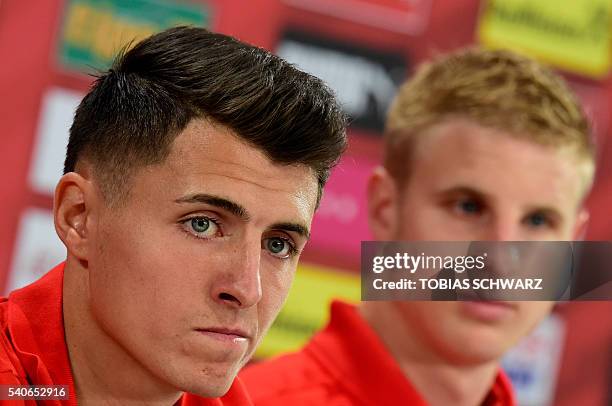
[242,48,594,405]
[0,27,346,405]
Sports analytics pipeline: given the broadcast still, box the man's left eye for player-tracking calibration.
[526,213,549,227]
[263,237,295,259]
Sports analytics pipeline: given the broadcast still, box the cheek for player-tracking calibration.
[559,215,580,240]
[257,265,296,335]
[397,187,464,238]
[89,216,208,333]
[397,201,460,240]
[397,198,430,239]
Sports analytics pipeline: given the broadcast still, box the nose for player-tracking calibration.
[481,215,522,241]
[473,213,529,283]
[211,239,263,309]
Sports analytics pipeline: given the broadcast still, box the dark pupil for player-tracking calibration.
[530,214,544,225]
[192,218,209,232]
[462,201,479,213]
[268,238,285,253]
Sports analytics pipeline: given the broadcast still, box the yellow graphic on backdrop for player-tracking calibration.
[255,263,360,359]
[59,0,207,71]
[478,0,611,78]
[63,3,157,63]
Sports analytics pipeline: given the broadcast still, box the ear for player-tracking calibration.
[367,166,399,240]
[53,172,95,261]
[572,208,590,240]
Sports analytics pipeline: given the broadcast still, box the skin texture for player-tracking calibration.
[55,119,319,405]
[363,118,590,406]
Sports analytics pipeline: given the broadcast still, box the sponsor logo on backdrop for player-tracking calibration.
[29,87,84,196]
[502,314,565,406]
[308,154,375,258]
[7,209,66,293]
[317,190,359,225]
[283,0,432,35]
[58,0,209,72]
[277,30,408,133]
[478,0,611,78]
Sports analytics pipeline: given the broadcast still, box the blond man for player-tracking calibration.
[241,47,595,406]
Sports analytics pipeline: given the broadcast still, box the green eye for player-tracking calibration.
[267,238,286,254]
[264,237,295,259]
[191,218,210,233]
[182,216,220,239]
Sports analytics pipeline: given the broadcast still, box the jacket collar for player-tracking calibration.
[305,300,515,406]
[8,262,77,405]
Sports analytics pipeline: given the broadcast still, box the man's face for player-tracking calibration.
[87,119,318,396]
[369,118,589,364]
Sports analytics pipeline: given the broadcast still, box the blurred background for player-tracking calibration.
[0,0,610,405]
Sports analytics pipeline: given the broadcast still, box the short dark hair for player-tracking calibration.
[65,26,347,206]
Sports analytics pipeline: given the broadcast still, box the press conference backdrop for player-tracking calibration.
[0,1,611,405]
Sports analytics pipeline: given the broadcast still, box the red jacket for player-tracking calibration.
[0,263,252,405]
[241,300,515,406]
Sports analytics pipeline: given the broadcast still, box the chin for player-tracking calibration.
[448,344,507,366]
[158,358,242,399]
[189,384,232,399]
[442,327,516,366]
[437,323,518,366]
[178,374,235,398]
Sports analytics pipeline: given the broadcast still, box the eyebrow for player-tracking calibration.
[436,186,489,201]
[270,222,311,241]
[523,206,563,221]
[175,193,311,239]
[175,194,250,221]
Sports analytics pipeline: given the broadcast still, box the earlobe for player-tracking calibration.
[367,166,398,240]
[54,172,92,260]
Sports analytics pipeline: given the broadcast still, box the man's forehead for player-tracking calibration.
[152,120,320,220]
[166,154,319,213]
[170,120,313,181]
[174,173,317,215]
[407,121,587,209]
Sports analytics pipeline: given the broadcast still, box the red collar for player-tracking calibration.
[7,262,77,405]
[305,300,516,406]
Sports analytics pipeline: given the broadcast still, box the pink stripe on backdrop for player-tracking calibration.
[309,154,376,259]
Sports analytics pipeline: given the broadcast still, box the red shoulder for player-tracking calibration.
[0,299,27,385]
[240,351,352,406]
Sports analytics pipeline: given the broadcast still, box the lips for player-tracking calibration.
[459,300,517,322]
[195,327,251,343]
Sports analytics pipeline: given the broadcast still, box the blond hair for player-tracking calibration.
[385,47,595,184]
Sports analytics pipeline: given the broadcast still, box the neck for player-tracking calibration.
[62,260,183,406]
[358,302,499,406]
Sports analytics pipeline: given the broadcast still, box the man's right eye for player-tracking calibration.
[454,198,483,216]
[181,217,222,239]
